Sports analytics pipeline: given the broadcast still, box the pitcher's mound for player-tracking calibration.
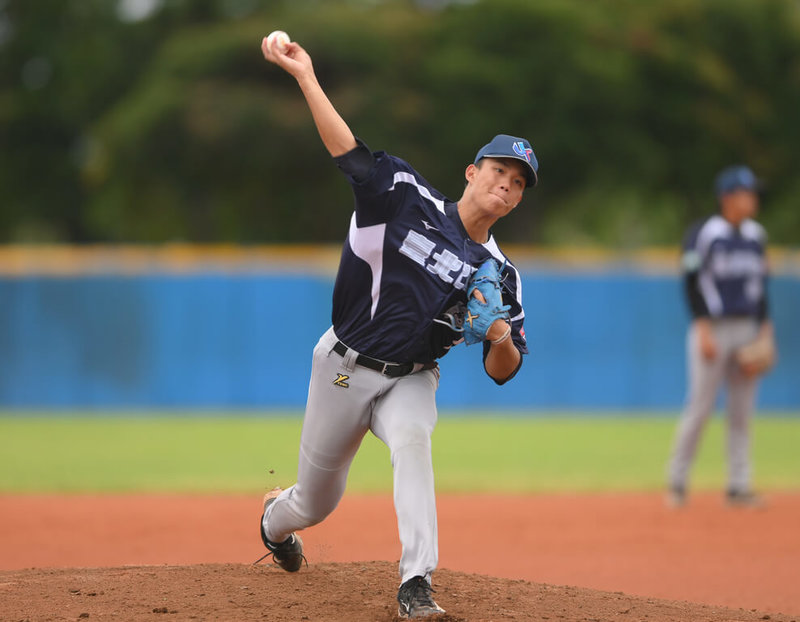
[1,560,794,622]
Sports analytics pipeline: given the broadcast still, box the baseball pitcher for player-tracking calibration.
[256,34,538,618]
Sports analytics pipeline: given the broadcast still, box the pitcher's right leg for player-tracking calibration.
[262,328,379,543]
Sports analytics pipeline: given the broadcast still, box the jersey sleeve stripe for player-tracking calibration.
[698,270,724,316]
[389,172,446,214]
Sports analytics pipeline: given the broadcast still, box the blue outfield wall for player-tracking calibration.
[0,270,797,410]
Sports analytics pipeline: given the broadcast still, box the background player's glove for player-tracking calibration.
[736,332,777,377]
[463,258,511,345]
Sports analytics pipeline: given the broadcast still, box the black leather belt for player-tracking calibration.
[332,341,435,378]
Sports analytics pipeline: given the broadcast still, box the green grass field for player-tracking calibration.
[1,412,798,494]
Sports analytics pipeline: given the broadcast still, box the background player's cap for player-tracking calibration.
[474,134,539,188]
[714,165,761,197]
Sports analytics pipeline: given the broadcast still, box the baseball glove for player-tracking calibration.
[462,258,511,345]
[736,332,777,378]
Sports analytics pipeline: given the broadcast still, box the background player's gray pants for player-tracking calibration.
[263,327,441,584]
[668,318,760,493]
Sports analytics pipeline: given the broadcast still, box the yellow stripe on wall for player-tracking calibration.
[0,244,797,276]
[0,244,343,276]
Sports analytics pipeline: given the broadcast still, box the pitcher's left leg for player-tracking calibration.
[371,368,440,584]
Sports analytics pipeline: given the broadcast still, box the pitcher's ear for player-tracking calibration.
[465,163,478,184]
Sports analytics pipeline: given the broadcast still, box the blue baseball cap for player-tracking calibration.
[714,165,760,197]
[474,134,539,188]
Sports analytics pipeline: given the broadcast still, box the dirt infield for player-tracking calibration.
[1,492,799,621]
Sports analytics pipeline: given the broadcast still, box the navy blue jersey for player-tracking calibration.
[330,141,528,371]
[682,214,768,320]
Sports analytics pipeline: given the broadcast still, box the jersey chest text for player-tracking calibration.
[708,246,764,279]
[397,228,474,292]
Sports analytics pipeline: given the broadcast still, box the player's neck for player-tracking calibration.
[456,199,493,244]
[720,210,747,228]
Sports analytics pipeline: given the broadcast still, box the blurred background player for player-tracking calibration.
[257,34,537,618]
[667,165,775,508]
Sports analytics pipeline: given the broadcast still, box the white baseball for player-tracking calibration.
[266,30,291,54]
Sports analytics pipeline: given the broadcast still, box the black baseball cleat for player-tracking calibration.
[665,485,686,509]
[397,575,446,619]
[254,488,306,572]
[725,488,765,509]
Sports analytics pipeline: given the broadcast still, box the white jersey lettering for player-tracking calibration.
[426,248,463,285]
[399,229,437,267]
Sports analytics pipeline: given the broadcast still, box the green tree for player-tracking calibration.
[1,0,799,244]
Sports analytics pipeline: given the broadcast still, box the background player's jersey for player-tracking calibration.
[330,142,528,371]
[682,214,768,320]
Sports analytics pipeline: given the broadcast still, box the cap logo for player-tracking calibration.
[512,141,532,163]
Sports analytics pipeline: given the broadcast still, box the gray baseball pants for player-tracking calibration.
[668,317,760,493]
[262,326,441,584]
